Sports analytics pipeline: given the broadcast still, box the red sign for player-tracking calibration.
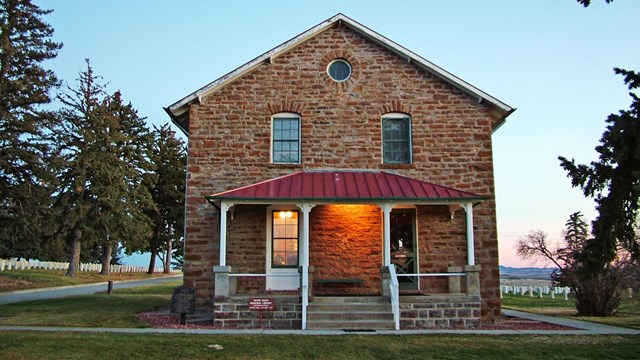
[248,298,275,311]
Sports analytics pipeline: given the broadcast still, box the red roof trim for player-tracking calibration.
[208,171,485,203]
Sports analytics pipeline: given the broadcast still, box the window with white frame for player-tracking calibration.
[271,210,299,268]
[272,113,301,163]
[382,113,412,164]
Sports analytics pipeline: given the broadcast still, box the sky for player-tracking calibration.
[36,0,639,268]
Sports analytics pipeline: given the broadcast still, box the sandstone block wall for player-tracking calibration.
[213,296,301,329]
[184,23,501,321]
[400,295,481,330]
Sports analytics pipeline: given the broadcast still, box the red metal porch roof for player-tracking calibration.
[207,171,485,203]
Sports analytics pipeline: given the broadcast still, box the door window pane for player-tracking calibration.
[272,211,299,268]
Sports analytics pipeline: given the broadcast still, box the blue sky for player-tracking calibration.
[37,0,639,267]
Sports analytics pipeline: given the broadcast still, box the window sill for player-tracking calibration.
[268,163,304,169]
[380,163,415,170]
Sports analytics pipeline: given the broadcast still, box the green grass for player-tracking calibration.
[501,293,577,312]
[0,269,176,293]
[0,333,638,359]
[502,293,640,329]
[0,280,181,328]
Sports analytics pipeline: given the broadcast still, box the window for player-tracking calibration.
[382,114,412,164]
[327,59,352,82]
[271,210,299,268]
[272,113,301,163]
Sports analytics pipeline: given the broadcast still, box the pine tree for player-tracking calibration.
[54,60,154,276]
[142,124,186,274]
[0,0,62,258]
[559,68,640,273]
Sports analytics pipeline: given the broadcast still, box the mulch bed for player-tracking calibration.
[138,312,578,331]
[138,312,218,330]
[479,316,577,330]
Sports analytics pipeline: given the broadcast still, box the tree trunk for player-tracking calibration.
[100,242,112,275]
[66,228,82,277]
[164,225,172,274]
[147,225,160,274]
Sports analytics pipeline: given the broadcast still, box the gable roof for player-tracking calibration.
[166,13,515,135]
[206,170,485,204]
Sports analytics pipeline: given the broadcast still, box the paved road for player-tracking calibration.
[0,275,182,305]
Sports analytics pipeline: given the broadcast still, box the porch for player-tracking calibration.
[212,264,481,330]
[207,170,485,330]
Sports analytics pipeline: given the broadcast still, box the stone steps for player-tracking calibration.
[306,296,395,330]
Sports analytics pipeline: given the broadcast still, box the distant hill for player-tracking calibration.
[499,266,555,280]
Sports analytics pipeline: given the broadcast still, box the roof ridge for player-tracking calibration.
[166,13,514,135]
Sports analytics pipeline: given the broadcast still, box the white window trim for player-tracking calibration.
[271,112,301,164]
[326,59,352,82]
[381,112,412,164]
[265,205,300,290]
[381,204,420,290]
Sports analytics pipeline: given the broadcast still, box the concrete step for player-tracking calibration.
[306,320,395,330]
[306,296,395,330]
[312,296,384,304]
[307,303,391,313]
[307,311,394,321]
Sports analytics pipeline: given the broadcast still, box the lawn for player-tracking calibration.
[0,280,181,328]
[0,268,177,293]
[1,282,639,359]
[502,293,640,329]
[0,332,638,360]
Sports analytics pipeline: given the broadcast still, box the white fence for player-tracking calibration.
[0,258,163,274]
[500,284,572,301]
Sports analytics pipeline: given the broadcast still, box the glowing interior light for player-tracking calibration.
[286,211,293,218]
[279,211,287,219]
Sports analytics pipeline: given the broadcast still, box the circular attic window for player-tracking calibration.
[327,59,352,82]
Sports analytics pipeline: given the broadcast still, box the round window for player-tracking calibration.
[327,59,352,82]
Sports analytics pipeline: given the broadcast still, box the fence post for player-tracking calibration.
[564,287,569,301]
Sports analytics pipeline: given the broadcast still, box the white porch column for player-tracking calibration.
[298,203,315,268]
[297,203,315,330]
[463,202,475,266]
[380,203,393,266]
[219,201,233,266]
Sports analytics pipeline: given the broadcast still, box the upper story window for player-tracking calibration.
[382,113,412,164]
[327,59,352,82]
[272,113,301,164]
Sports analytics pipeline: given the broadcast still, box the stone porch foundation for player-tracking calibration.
[399,294,481,329]
[213,295,302,329]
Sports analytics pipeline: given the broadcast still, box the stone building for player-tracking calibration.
[165,13,514,330]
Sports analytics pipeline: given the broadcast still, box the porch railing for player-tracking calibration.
[393,265,481,296]
[387,264,400,330]
[227,273,299,278]
[300,265,309,330]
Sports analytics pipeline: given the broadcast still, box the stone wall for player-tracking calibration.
[400,295,481,330]
[416,205,468,293]
[213,296,301,329]
[184,23,501,321]
[309,205,382,295]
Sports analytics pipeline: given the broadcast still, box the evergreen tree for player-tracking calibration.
[559,69,640,274]
[0,0,62,258]
[577,0,613,7]
[54,60,154,276]
[142,124,186,274]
